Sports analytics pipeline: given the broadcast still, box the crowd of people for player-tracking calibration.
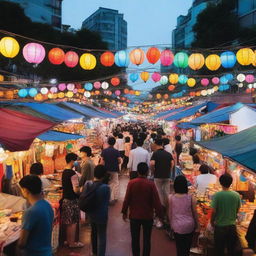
[15,122,256,256]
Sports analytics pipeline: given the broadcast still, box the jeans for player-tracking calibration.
[154,178,170,207]
[91,222,107,256]
[108,172,119,201]
[174,232,194,256]
[130,219,153,256]
[214,225,241,256]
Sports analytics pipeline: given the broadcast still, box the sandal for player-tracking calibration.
[68,241,85,248]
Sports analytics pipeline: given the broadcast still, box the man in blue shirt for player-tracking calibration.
[18,175,54,256]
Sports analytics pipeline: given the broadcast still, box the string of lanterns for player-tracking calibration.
[1,36,256,71]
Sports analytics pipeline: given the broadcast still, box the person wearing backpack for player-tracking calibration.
[80,165,110,256]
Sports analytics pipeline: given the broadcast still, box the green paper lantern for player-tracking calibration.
[66,143,73,150]
[174,52,189,68]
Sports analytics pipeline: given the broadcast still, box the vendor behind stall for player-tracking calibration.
[30,163,51,190]
[195,164,217,196]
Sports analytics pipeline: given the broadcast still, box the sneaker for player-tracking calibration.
[190,247,203,254]
[156,220,163,229]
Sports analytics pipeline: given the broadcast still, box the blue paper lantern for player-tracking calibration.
[28,88,38,97]
[18,89,28,98]
[84,83,93,91]
[220,76,229,84]
[223,84,230,90]
[220,51,236,68]
[130,73,139,83]
[178,75,188,84]
[115,50,130,67]
[225,73,234,81]
[219,85,224,92]
[239,174,247,182]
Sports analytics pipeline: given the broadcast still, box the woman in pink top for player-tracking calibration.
[168,175,199,256]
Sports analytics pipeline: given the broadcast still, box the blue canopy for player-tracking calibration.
[164,103,208,121]
[154,107,185,119]
[176,122,198,129]
[196,126,256,171]
[37,130,84,141]
[12,102,83,122]
[191,102,245,125]
[59,102,116,119]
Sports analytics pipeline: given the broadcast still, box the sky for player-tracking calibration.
[62,0,193,47]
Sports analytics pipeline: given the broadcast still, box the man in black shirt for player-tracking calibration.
[150,138,174,227]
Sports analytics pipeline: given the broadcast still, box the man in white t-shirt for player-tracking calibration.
[195,164,217,195]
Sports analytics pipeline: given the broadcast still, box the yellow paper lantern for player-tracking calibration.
[213,86,219,92]
[140,71,150,83]
[187,78,196,87]
[58,92,65,98]
[0,37,20,58]
[0,75,4,82]
[34,93,43,101]
[80,53,97,70]
[205,54,221,71]
[156,93,162,99]
[169,73,179,84]
[66,91,74,98]
[188,53,205,70]
[237,48,254,66]
[0,91,4,97]
[135,91,141,96]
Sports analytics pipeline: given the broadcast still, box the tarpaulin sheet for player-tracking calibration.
[0,108,55,152]
[196,126,256,171]
[38,130,85,141]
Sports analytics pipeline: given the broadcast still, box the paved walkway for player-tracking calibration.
[57,176,177,256]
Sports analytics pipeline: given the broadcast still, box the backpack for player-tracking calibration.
[79,181,102,212]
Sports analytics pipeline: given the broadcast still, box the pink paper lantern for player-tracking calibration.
[23,43,46,64]
[151,72,161,82]
[64,51,79,68]
[67,83,75,91]
[50,87,58,93]
[115,90,121,96]
[201,78,209,86]
[160,49,174,66]
[212,77,220,85]
[94,81,101,89]
[58,83,66,91]
[73,88,78,93]
[245,74,254,83]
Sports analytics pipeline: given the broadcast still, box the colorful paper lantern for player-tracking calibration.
[174,52,189,68]
[84,83,93,91]
[168,85,175,91]
[169,74,179,84]
[140,72,150,82]
[156,93,162,99]
[95,90,100,95]
[220,76,228,84]
[40,87,48,95]
[160,76,168,85]
[28,88,38,97]
[18,89,28,98]
[111,77,120,86]
[220,51,236,68]
[201,90,207,96]
[130,48,145,65]
[151,72,161,82]
[163,94,169,100]
[0,75,4,82]
[48,48,65,65]
[35,93,43,101]
[146,47,160,64]
[124,88,129,94]
[115,90,121,96]
[80,53,97,70]
[178,75,188,84]
[50,87,58,93]
[115,50,130,67]
[94,82,101,89]
[237,74,246,82]
[84,91,91,98]
[205,54,221,71]
[236,48,254,66]
[130,73,139,83]
[245,74,254,83]
[101,82,109,90]
[23,43,46,64]
[212,77,220,85]
[225,73,234,81]
[201,78,209,87]
[213,86,219,91]
[0,37,20,58]
[66,91,74,98]
[160,49,174,66]
[100,51,115,67]
[188,53,204,70]
[67,83,75,91]
[64,51,79,68]
[58,83,66,91]
[187,78,196,87]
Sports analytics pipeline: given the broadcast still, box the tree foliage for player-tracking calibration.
[0,1,121,82]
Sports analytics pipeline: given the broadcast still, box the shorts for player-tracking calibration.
[61,199,80,225]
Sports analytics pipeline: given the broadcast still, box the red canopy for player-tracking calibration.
[0,108,55,152]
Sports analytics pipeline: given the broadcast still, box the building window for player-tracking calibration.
[52,15,61,28]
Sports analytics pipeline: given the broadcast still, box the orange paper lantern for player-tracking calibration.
[146,47,160,64]
[111,77,120,86]
[100,51,115,67]
[140,72,150,82]
[130,48,145,65]
[168,85,175,91]
[48,48,65,65]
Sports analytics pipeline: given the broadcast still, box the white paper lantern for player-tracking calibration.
[237,74,245,82]
[238,83,244,88]
[201,90,207,96]
[248,84,253,89]
[40,87,48,95]
[84,91,91,98]
[207,89,212,95]
[101,82,109,90]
